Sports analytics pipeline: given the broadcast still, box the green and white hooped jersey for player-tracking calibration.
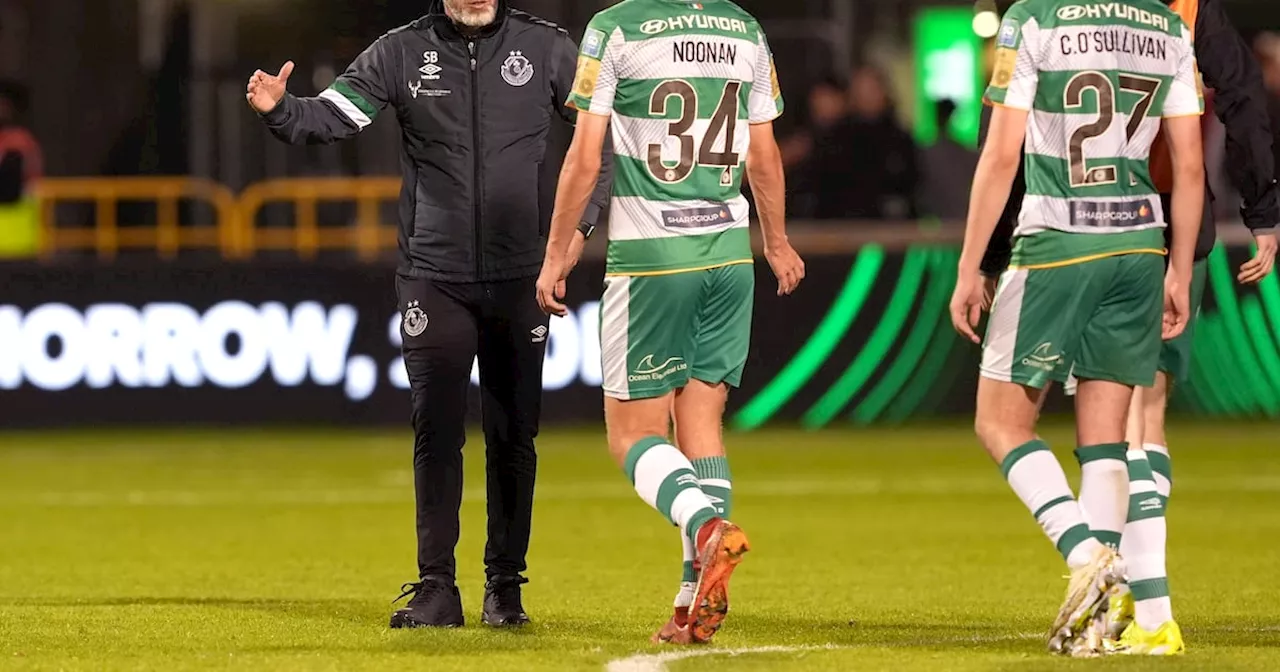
[987,0,1203,268]
[568,0,784,276]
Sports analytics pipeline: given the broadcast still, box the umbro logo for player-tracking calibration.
[531,325,548,343]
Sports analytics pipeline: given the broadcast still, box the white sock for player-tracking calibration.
[674,534,696,608]
[1001,440,1103,569]
[1075,444,1129,549]
[623,438,719,542]
[1124,447,1173,630]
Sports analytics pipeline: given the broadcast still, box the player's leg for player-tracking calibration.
[474,277,549,627]
[656,265,751,640]
[391,276,479,629]
[1111,258,1203,654]
[1067,253,1166,653]
[1108,372,1170,645]
[600,273,731,639]
[980,264,1117,654]
[653,380,731,643]
[980,266,1096,564]
[662,263,754,644]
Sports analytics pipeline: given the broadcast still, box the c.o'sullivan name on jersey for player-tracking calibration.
[1059,28,1169,59]
[673,40,738,65]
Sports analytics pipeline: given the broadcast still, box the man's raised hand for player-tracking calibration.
[246,62,295,114]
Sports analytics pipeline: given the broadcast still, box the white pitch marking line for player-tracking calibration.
[604,633,1041,672]
[605,644,846,672]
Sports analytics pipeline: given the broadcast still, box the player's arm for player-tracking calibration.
[746,30,803,296]
[952,7,1034,342]
[538,17,618,316]
[1162,30,1208,340]
[548,113,609,263]
[1164,114,1206,290]
[250,37,396,145]
[1194,0,1278,281]
[960,105,1028,283]
[747,122,803,295]
[551,31,613,242]
[539,111,608,316]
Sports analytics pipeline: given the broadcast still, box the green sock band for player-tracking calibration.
[1127,492,1166,522]
[1126,452,1155,481]
[681,560,696,583]
[1056,523,1095,561]
[686,507,717,544]
[1094,530,1122,549]
[1147,451,1173,484]
[691,456,731,481]
[623,436,669,484]
[1000,440,1051,479]
[692,456,732,518]
[1131,577,1171,600]
[1074,443,1128,465]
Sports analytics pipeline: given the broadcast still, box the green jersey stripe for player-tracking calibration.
[613,77,752,120]
[608,116,748,165]
[1010,228,1165,268]
[606,227,752,275]
[613,155,743,202]
[1025,153,1155,200]
[1032,70,1174,116]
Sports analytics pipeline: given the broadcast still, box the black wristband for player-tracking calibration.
[577,222,596,240]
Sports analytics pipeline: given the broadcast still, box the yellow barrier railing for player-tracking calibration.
[34,178,240,261]
[33,177,404,262]
[238,178,401,261]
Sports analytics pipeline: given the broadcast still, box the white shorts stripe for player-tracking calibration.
[601,276,632,399]
[980,269,1029,382]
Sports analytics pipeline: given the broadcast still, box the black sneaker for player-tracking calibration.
[482,576,530,627]
[389,577,464,629]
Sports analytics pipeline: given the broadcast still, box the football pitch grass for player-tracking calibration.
[1,423,1278,671]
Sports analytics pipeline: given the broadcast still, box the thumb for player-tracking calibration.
[277,61,295,82]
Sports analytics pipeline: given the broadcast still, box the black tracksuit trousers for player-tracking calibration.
[395,274,549,582]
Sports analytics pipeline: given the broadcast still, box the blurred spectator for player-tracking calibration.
[0,82,41,258]
[804,65,920,221]
[780,76,849,170]
[919,100,978,222]
[780,76,851,218]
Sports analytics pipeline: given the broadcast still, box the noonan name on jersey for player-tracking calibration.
[568,0,784,276]
[987,0,1203,268]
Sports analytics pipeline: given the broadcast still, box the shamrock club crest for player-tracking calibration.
[501,51,534,87]
[402,301,428,337]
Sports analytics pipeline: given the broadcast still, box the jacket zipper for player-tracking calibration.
[469,40,483,279]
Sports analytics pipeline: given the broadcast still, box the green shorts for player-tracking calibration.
[1063,258,1208,395]
[600,263,754,400]
[1157,258,1208,383]
[981,253,1165,389]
